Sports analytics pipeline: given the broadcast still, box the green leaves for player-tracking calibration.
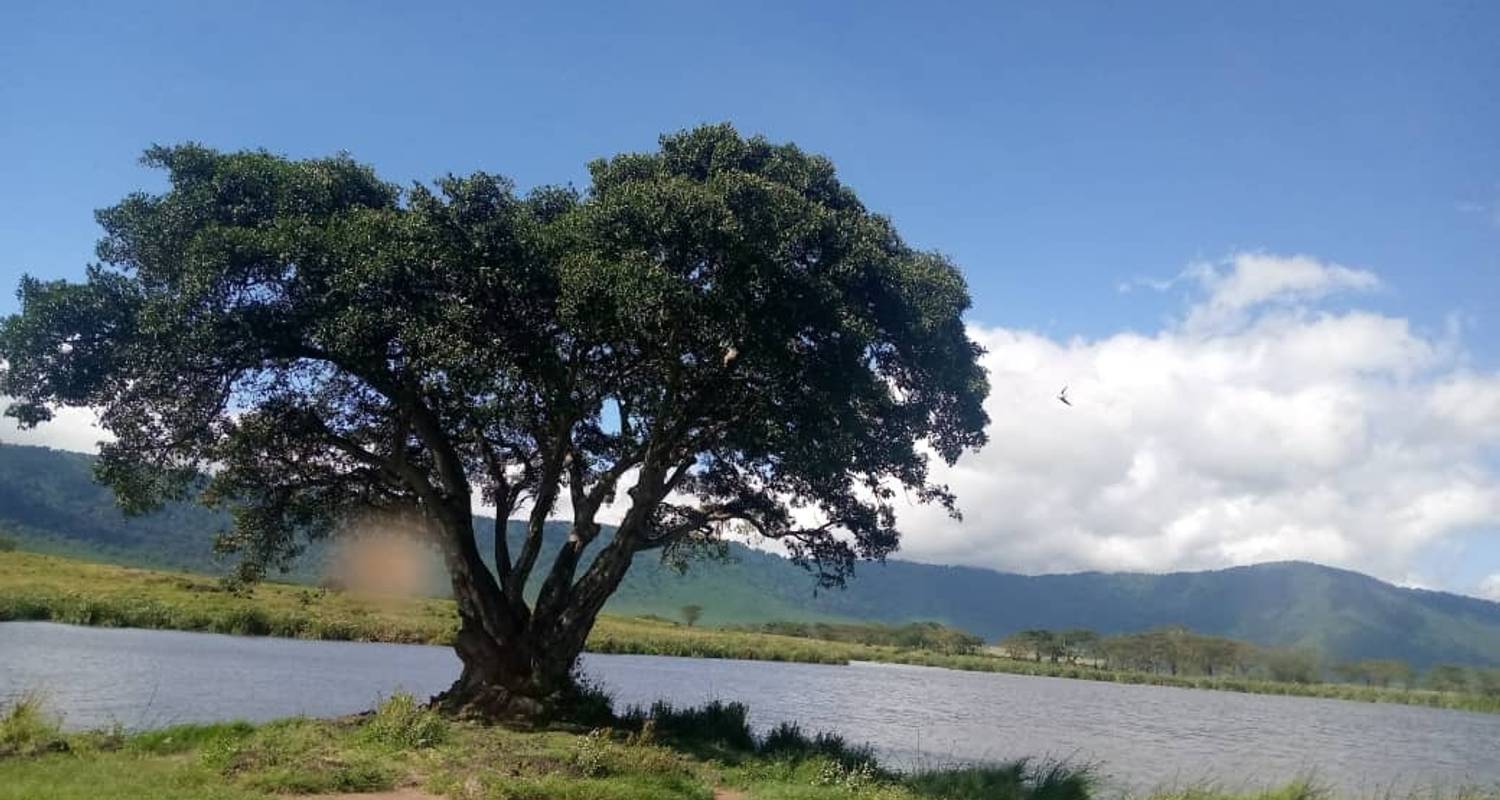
[0,124,989,596]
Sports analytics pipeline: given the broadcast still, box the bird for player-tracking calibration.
[1057,385,1072,406]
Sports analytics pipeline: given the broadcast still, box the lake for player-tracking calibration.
[1,622,1496,793]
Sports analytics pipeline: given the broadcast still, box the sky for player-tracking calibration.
[2,2,1498,597]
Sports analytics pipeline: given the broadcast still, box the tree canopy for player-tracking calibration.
[0,124,990,715]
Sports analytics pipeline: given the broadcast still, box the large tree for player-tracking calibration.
[0,125,989,718]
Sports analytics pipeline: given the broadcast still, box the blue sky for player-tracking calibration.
[2,2,1498,592]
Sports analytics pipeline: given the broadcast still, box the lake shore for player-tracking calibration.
[4,691,1486,800]
[3,551,1498,715]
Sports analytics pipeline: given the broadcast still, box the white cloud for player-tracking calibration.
[0,403,111,453]
[1182,252,1380,331]
[895,253,1500,587]
[1479,574,1500,602]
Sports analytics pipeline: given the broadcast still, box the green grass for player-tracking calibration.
[4,550,1500,714]
[0,693,1095,800]
[5,694,1486,800]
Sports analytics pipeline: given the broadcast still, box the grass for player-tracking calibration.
[6,693,1484,800]
[0,692,69,758]
[4,550,1500,714]
[0,692,1092,800]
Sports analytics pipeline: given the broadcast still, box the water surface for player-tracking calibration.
[1,622,1495,793]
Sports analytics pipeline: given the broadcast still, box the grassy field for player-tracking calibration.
[5,691,1488,800]
[3,551,1499,714]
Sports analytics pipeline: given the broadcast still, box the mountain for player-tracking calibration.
[3,442,1500,668]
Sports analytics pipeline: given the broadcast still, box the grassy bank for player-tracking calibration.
[3,551,1499,714]
[0,551,857,663]
[5,692,1487,800]
[866,651,1500,713]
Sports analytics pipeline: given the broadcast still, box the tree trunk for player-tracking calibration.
[434,613,587,721]
[426,505,631,723]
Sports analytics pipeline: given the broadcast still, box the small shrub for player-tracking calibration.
[572,728,611,777]
[813,758,881,791]
[0,692,67,757]
[361,692,448,749]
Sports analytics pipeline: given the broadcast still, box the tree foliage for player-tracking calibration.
[0,125,989,713]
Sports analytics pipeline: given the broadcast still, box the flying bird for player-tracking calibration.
[1057,385,1072,406]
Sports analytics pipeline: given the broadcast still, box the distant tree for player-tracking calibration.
[1474,668,1500,699]
[1426,664,1472,693]
[0,126,988,720]
[1188,635,1249,677]
[1332,661,1368,685]
[1260,647,1321,684]
[1027,629,1060,662]
[1335,659,1413,688]
[1141,626,1193,676]
[757,620,981,653]
[1058,628,1099,665]
[998,629,1053,662]
[1377,659,1416,689]
[0,533,15,552]
[679,604,703,628]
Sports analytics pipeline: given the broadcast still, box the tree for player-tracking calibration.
[1332,661,1369,685]
[1426,664,1471,693]
[1371,659,1415,688]
[0,125,989,719]
[1260,647,1320,684]
[1058,628,1099,665]
[1000,629,1056,662]
[679,604,703,628]
[1333,658,1414,688]
[1474,668,1500,699]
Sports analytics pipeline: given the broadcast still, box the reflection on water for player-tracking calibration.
[1,622,1496,792]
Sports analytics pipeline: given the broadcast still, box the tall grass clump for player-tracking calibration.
[0,692,67,757]
[905,758,1093,800]
[360,692,448,749]
[618,699,756,751]
[760,720,878,770]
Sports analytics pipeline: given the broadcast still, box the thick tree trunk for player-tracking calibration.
[433,613,586,721]
[427,505,625,722]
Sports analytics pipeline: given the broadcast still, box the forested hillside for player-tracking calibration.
[4,442,1500,667]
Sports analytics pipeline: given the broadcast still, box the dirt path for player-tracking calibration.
[713,789,747,800]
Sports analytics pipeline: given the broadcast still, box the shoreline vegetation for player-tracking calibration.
[7,691,1475,800]
[3,551,1499,715]
[9,688,1092,800]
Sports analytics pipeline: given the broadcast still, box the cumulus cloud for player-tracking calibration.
[893,253,1500,587]
[0,403,111,453]
[1479,574,1500,602]
[1181,252,1381,331]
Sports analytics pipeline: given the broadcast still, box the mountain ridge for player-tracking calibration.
[2,442,1498,667]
